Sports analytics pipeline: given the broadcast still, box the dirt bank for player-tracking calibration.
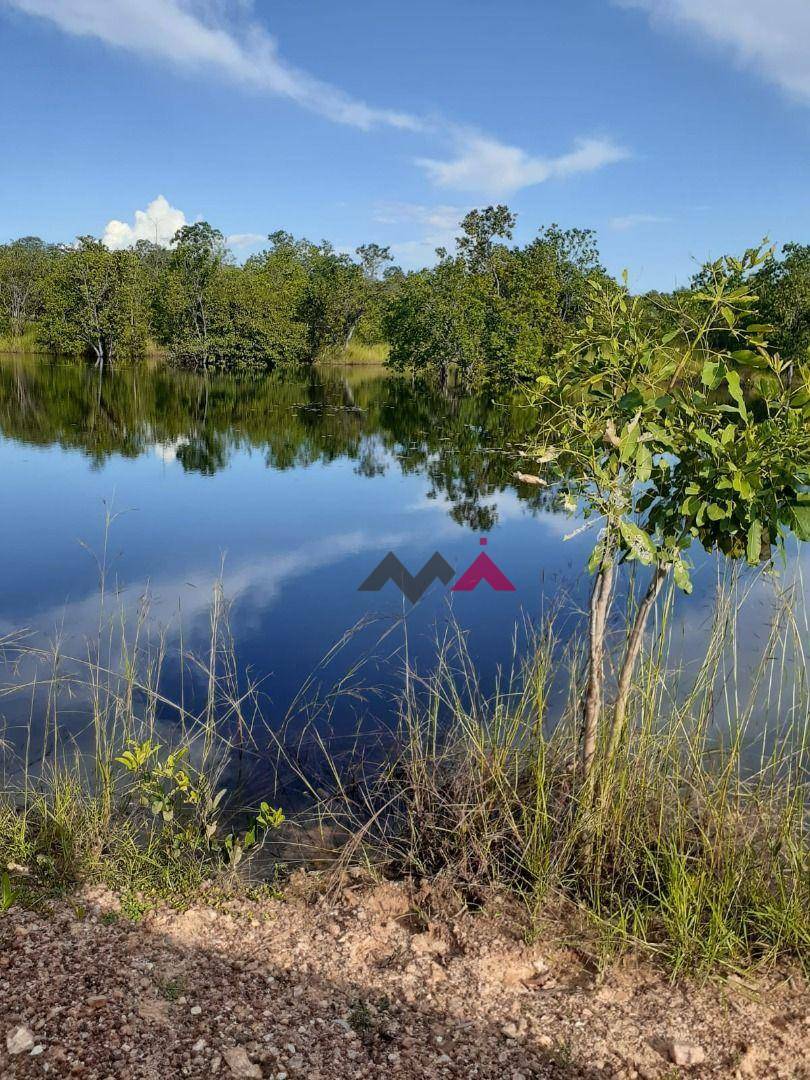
[1,879,807,1079]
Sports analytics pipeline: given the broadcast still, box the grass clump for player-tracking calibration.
[319,341,389,366]
[286,579,808,976]
[0,580,285,909]
[0,328,44,354]
[0,560,806,979]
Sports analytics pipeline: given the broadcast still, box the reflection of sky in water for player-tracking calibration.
[0,360,807,770]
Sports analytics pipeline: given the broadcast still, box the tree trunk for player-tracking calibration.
[605,565,668,765]
[581,551,615,779]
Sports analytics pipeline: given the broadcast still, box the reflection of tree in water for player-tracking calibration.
[0,356,565,529]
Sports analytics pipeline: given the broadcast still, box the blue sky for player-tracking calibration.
[0,0,809,290]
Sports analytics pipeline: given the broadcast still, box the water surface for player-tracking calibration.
[0,355,804,773]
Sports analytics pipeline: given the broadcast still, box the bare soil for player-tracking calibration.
[1,877,807,1079]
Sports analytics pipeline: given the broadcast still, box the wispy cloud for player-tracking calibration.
[4,0,629,198]
[373,203,463,233]
[372,203,466,266]
[226,232,265,249]
[417,132,629,195]
[103,194,186,249]
[609,212,670,231]
[620,0,810,104]
[4,0,422,130]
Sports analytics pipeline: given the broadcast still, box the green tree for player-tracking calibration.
[37,238,148,366]
[0,237,53,338]
[527,247,810,781]
[385,208,605,390]
[301,243,368,356]
[164,222,227,365]
[753,242,810,362]
[385,254,487,389]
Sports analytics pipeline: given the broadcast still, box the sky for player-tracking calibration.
[0,0,809,291]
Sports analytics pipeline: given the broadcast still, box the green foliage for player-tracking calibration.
[385,207,604,389]
[1,870,17,912]
[4,213,809,388]
[528,245,809,781]
[752,242,810,362]
[0,237,53,338]
[385,256,488,388]
[536,246,809,580]
[116,738,284,869]
[37,238,149,364]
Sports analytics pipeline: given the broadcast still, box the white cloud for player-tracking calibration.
[373,203,463,233]
[609,212,670,231]
[226,232,265,249]
[373,202,465,265]
[4,1,630,206]
[621,0,810,103]
[417,133,629,195]
[102,194,186,249]
[4,0,422,130]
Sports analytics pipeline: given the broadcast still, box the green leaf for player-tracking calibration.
[673,559,692,594]
[706,503,727,521]
[619,422,640,463]
[701,360,723,389]
[695,429,721,452]
[725,370,748,421]
[791,505,810,541]
[619,520,656,565]
[635,443,652,483]
[746,519,762,565]
[618,389,644,412]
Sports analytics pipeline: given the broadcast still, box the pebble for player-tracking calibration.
[222,1045,263,1078]
[667,1040,706,1067]
[6,1025,35,1055]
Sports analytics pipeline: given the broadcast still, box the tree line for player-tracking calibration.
[0,209,808,386]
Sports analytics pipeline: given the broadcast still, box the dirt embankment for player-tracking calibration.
[1,878,807,1079]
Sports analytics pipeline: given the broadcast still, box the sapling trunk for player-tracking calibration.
[581,550,615,779]
[605,564,668,765]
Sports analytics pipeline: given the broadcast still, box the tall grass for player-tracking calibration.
[1,565,807,975]
[318,341,390,366]
[0,573,267,904]
[276,573,809,975]
[0,328,44,354]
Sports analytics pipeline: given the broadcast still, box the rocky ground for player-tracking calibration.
[0,876,807,1079]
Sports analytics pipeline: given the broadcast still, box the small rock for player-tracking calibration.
[190,1005,202,1016]
[86,995,108,1009]
[30,1045,45,1057]
[667,1041,706,1067]
[6,1026,35,1055]
[737,1045,760,1077]
[222,1045,262,1078]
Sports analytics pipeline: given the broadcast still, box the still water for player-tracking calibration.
[0,354,805,775]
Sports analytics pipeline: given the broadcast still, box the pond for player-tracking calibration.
[0,354,805,781]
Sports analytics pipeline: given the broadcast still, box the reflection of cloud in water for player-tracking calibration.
[152,438,188,464]
[0,526,416,760]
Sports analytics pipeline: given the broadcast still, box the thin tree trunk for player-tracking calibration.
[582,551,615,779]
[605,565,668,764]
